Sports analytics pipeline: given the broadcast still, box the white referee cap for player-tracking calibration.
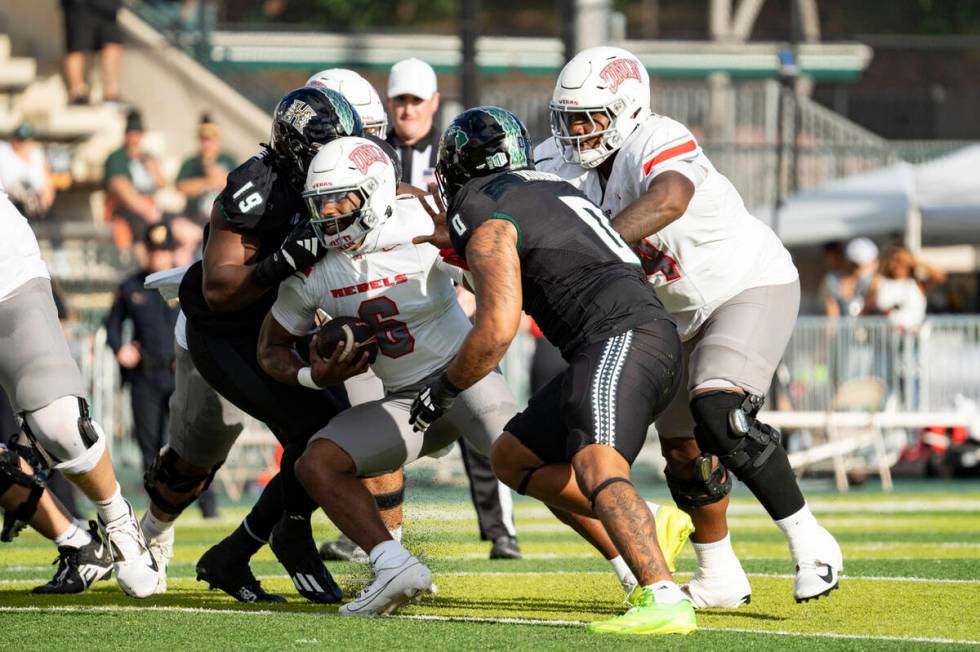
[387,58,438,100]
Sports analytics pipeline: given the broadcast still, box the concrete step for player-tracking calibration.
[0,57,36,90]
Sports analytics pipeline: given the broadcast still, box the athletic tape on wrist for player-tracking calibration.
[297,367,323,390]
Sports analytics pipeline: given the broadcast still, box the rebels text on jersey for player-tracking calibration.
[271,197,472,392]
[179,150,308,335]
[536,115,798,341]
[447,170,671,358]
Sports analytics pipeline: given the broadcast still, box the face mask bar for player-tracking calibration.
[362,117,388,139]
[549,99,628,168]
[305,178,378,250]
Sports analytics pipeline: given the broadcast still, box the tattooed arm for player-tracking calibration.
[444,220,523,390]
[610,170,694,244]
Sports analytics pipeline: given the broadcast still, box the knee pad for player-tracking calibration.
[690,392,781,482]
[23,396,106,475]
[664,454,732,508]
[373,487,405,511]
[0,446,45,542]
[144,446,221,516]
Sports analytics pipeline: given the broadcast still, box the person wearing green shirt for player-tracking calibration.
[104,110,165,245]
[176,119,237,225]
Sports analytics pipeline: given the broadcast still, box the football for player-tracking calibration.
[315,315,379,364]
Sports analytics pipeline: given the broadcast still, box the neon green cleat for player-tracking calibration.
[653,503,695,573]
[588,588,697,636]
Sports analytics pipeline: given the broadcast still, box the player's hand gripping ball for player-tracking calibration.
[316,316,379,364]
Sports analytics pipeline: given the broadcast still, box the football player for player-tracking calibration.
[139,87,360,604]
[410,107,694,636]
[0,193,158,598]
[537,46,842,606]
[1,441,113,594]
[258,135,519,616]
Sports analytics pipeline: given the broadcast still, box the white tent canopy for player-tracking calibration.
[761,144,980,247]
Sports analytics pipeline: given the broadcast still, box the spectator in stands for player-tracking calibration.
[60,0,124,105]
[176,116,236,225]
[866,245,947,332]
[0,124,55,219]
[104,110,166,249]
[820,237,878,318]
[386,57,440,189]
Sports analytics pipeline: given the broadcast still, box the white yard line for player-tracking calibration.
[0,605,976,646]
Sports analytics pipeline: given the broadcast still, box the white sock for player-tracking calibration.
[646,580,686,605]
[692,533,742,575]
[608,555,635,585]
[645,500,662,518]
[140,510,175,541]
[94,483,129,524]
[369,539,411,568]
[54,520,92,549]
[775,503,820,559]
[389,526,403,543]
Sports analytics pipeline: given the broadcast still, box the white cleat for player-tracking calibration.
[339,554,434,617]
[682,563,752,609]
[143,526,174,595]
[793,526,843,603]
[100,501,159,598]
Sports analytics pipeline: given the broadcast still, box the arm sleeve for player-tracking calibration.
[104,289,129,353]
[635,122,706,189]
[269,274,317,337]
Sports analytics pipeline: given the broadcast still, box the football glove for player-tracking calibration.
[409,374,462,433]
[251,221,326,288]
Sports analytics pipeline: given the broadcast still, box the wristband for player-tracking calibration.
[440,373,463,398]
[251,252,291,289]
[297,366,323,390]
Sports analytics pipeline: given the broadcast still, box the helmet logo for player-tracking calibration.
[599,58,642,93]
[452,126,469,150]
[348,143,388,175]
[282,100,317,134]
[485,107,528,169]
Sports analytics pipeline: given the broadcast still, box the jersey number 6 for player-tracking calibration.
[358,297,415,359]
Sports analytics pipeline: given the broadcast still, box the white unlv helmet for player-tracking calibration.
[550,46,651,168]
[307,68,388,138]
[303,136,396,251]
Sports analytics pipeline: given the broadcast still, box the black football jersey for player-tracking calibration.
[448,170,672,357]
[179,151,307,335]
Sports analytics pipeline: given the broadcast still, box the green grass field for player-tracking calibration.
[2,480,979,650]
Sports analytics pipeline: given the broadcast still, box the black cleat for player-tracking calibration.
[489,535,522,560]
[269,516,343,603]
[196,542,285,603]
[33,521,113,594]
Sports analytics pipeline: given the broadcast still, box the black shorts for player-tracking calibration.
[63,2,122,53]
[505,319,681,465]
[185,320,349,449]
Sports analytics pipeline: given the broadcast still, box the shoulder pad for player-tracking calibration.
[217,154,280,231]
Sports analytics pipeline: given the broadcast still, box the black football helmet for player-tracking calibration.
[270,87,363,189]
[434,106,532,204]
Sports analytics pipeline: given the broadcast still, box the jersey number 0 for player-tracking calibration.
[558,195,639,265]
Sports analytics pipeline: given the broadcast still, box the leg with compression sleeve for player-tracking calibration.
[690,392,804,520]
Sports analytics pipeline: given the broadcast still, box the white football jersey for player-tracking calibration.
[0,192,49,302]
[536,114,798,341]
[272,196,471,392]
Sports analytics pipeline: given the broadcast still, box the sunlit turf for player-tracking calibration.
[2,481,979,650]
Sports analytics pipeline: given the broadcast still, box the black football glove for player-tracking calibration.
[251,221,326,288]
[409,374,462,433]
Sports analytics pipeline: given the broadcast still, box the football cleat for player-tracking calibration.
[793,526,843,603]
[320,533,369,563]
[489,535,522,560]
[269,517,343,603]
[650,502,694,573]
[339,554,433,617]
[144,525,174,595]
[32,521,113,594]
[681,562,752,609]
[99,500,159,598]
[196,542,285,603]
[587,588,697,636]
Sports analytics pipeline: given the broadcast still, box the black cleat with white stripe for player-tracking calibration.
[196,542,285,603]
[33,521,113,594]
[269,516,343,604]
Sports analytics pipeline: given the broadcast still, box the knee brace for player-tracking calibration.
[0,446,45,542]
[664,454,732,508]
[373,487,405,511]
[690,392,781,482]
[144,446,221,516]
[22,397,106,475]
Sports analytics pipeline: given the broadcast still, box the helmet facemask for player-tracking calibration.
[550,98,633,169]
[305,175,389,252]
